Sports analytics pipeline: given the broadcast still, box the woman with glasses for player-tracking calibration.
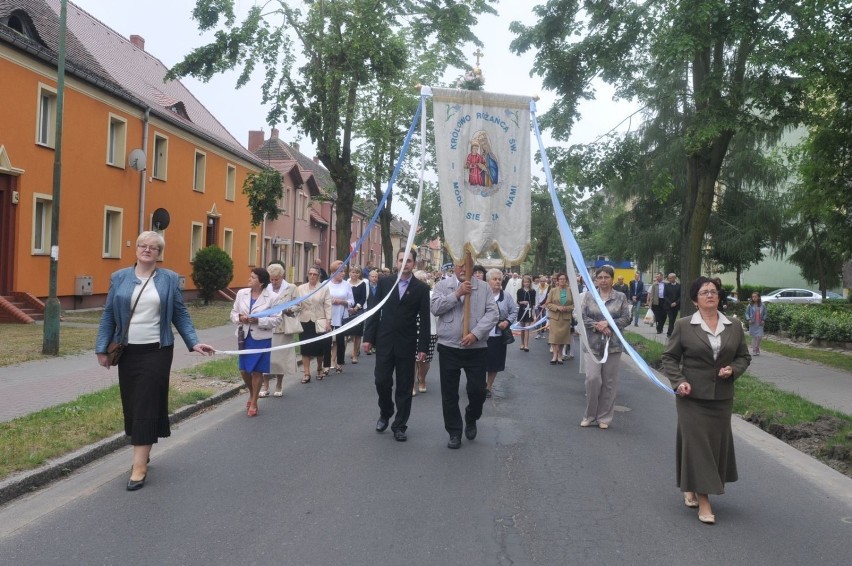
[230,268,282,417]
[662,277,751,525]
[297,266,332,382]
[96,231,215,491]
[579,265,631,429]
[544,273,573,364]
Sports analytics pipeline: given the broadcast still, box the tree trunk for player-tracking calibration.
[735,265,742,299]
[679,135,732,316]
[379,206,393,269]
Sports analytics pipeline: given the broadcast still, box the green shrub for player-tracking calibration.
[191,246,234,305]
[763,303,852,342]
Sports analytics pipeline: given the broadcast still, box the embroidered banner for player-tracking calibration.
[431,87,531,264]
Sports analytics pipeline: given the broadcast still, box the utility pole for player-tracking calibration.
[42,0,67,355]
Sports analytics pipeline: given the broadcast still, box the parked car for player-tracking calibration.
[760,288,823,304]
[826,291,844,300]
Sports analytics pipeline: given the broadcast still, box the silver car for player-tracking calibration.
[760,288,823,304]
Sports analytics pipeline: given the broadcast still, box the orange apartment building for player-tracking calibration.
[0,0,266,317]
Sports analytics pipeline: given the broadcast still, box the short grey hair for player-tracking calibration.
[137,230,165,252]
[486,268,503,282]
[413,270,428,282]
[267,263,285,278]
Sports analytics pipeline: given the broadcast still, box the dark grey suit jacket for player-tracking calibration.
[661,313,751,400]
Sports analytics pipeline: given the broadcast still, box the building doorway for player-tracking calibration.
[0,174,16,295]
[205,215,219,247]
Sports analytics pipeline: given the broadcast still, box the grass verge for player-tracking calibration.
[0,383,216,481]
[624,331,852,475]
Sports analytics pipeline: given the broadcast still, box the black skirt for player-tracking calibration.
[300,320,332,357]
[118,343,173,445]
[486,335,507,373]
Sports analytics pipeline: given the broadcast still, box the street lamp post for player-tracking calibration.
[42,0,67,355]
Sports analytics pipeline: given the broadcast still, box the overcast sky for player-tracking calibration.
[71,0,637,207]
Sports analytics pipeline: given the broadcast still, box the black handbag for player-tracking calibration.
[501,325,515,345]
[237,325,246,350]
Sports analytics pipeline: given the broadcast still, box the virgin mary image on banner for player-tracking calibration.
[465,130,499,191]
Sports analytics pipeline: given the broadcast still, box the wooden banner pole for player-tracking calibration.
[462,250,473,338]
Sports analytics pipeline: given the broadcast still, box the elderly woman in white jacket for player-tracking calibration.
[230,268,282,417]
[259,262,300,398]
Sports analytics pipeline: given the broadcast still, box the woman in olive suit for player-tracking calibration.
[661,276,751,525]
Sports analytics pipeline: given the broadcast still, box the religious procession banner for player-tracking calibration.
[431,87,531,264]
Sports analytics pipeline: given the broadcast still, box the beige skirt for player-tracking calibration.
[269,333,297,375]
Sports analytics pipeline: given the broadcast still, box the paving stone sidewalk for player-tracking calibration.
[0,324,237,423]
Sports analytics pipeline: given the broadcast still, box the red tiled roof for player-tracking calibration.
[2,0,261,165]
[309,207,328,226]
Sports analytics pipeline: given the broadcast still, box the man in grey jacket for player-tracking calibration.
[431,262,499,449]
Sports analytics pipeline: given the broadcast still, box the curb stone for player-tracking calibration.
[0,384,243,507]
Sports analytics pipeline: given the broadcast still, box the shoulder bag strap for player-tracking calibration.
[119,270,155,344]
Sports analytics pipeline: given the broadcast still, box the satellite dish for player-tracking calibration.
[151,208,170,230]
[128,148,147,171]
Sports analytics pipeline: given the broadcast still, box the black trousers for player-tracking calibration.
[437,344,487,437]
[324,328,346,368]
[374,346,416,432]
[651,303,667,334]
[666,306,680,337]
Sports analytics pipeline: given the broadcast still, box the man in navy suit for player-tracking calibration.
[363,249,431,442]
[628,272,645,327]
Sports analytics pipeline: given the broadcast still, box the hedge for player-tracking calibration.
[760,303,852,342]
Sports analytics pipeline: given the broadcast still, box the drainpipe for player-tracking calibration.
[261,211,268,266]
[291,185,299,281]
[138,108,150,233]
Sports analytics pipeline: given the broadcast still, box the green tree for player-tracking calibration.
[191,246,234,305]
[169,0,496,260]
[243,168,284,227]
[510,0,846,314]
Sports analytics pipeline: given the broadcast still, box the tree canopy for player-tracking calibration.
[511,0,849,313]
[169,0,496,261]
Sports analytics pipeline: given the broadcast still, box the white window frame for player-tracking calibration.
[36,84,57,148]
[281,186,290,215]
[190,222,204,261]
[31,193,53,254]
[225,164,236,201]
[223,228,234,257]
[152,134,169,180]
[106,113,127,167]
[193,150,207,192]
[103,207,123,258]
[249,233,258,266]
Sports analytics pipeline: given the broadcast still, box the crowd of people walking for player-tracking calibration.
[100,240,751,525]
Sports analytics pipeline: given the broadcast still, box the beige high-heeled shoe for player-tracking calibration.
[698,513,715,524]
[683,494,699,508]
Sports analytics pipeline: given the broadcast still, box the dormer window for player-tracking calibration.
[1,11,41,43]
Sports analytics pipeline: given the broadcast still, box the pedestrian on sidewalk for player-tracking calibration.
[745,292,767,356]
[661,276,751,525]
[628,271,645,327]
[231,268,282,417]
[96,231,215,491]
[545,273,574,364]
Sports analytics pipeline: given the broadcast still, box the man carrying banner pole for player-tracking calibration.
[431,261,498,449]
[428,86,532,447]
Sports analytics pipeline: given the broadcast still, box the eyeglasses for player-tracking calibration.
[698,290,719,297]
[137,244,160,252]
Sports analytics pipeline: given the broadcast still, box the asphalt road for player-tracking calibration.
[1,340,850,565]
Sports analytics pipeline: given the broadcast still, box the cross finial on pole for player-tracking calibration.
[473,48,484,67]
